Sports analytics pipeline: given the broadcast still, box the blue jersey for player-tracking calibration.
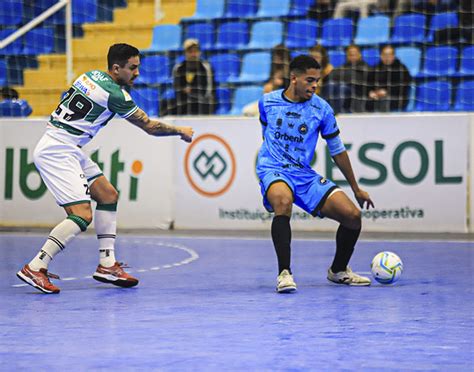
[256,89,341,172]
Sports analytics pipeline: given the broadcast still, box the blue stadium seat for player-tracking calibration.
[228,52,271,84]
[453,81,474,111]
[285,20,318,49]
[143,25,181,52]
[415,81,451,111]
[362,48,380,67]
[130,88,159,117]
[418,46,457,77]
[0,100,32,117]
[290,50,308,59]
[229,86,263,115]
[136,56,171,85]
[73,0,98,24]
[209,54,240,84]
[354,15,390,45]
[321,18,353,48]
[182,0,225,21]
[244,21,283,49]
[289,0,315,16]
[256,0,291,17]
[0,60,7,86]
[32,0,65,24]
[213,22,249,50]
[328,50,346,68]
[22,28,55,55]
[395,47,421,77]
[0,30,23,55]
[457,46,474,77]
[215,87,232,115]
[390,14,426,44]
[427,12,458,41]
[224,0,258,18]
[185,23,215,51]
[0,0,23,25]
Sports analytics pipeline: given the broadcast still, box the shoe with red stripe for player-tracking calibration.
[16,264,60,294]
[92,262,139,288]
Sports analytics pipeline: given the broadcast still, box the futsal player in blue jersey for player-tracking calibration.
[257,55,375,293]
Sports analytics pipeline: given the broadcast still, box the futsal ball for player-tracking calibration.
[371,251,403,284]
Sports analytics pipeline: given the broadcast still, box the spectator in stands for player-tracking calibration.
[270,44,291,86]
[243,69,286,116]
[328,44,370,112]
[172,39,216,115]
[0,86,32,117]
[309,45,334,95]
[367,45,412,112]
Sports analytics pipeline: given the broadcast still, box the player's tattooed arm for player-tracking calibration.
[127,108,194,143]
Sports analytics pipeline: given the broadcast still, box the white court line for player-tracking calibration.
[12,240,199,288]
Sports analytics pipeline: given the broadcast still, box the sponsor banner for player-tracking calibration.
[0,119,174,228]
[174,114,470,232]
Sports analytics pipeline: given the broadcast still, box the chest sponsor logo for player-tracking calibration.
[298,123,308,135]
[274,131,304,143]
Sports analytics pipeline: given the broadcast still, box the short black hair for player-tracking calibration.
[107,43,140,70]
[289,55,321,74]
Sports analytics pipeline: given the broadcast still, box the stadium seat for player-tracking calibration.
[215,87,232,115]
[130,88,159,117]
[227,52,271,84]
[0,30,23,56]
[415,81,451,111]
[32,0,65,24]
[457,46,474,77]
[362,48,380,67]
[136,56,171,85]
[213,22,249,50]
[229,86,263,115]
[224,0,259,18]
[395,47,421,77]
[328,50,346,68]
[0,100,32,117]
[418,46,457,77]
[390,14,426,44]
[285,20,319,49]
[209,54,241,84]
[256,0,291,17]
[288,0,315,16]
[244,21,283,49]
[22,28,55,55]
[321,18,353,48]
[144,25,181,52]
[0,60,7,86]
[354,15,390,45]
[453,81,474,111]
[182,0,225,21]
[185,23,215,51]
[427,12,459,42]
[0,0,23,25]
[73,0,98,24]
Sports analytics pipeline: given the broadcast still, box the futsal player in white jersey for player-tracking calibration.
[17,44,194,294]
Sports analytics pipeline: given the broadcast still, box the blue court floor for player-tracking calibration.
[0,233,473,371]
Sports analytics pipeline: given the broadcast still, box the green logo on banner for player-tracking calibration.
[193,151,227,180]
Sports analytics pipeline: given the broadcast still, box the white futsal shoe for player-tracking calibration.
[276,269,297,293]
[327,266,371,286]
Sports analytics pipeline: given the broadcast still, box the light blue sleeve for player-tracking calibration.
[258,97,267,137]
[321,103,345,156]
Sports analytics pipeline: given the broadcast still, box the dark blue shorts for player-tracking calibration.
[258,167,338,217]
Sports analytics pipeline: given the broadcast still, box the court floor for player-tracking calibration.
[0,233,472,370]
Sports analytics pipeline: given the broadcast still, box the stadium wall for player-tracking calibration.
[0,113,472,233]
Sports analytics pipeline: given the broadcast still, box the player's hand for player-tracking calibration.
[354,189,374,210]
[178,126,194,143]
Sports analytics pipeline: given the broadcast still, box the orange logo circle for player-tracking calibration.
[184,133,236,197]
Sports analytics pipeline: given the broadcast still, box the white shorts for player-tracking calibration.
[34,132,102,207]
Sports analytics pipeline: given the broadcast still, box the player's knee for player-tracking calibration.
[275,195,293,213]
[107,187,119,203]
[345,208,361,230]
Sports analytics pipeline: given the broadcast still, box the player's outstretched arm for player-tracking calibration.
[126,108,194,143]
[332,151,375,210]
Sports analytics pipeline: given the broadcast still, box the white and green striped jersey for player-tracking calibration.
[47,70,138,146]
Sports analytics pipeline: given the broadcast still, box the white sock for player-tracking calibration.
[29,219,82,271]
[95,208,117,267]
